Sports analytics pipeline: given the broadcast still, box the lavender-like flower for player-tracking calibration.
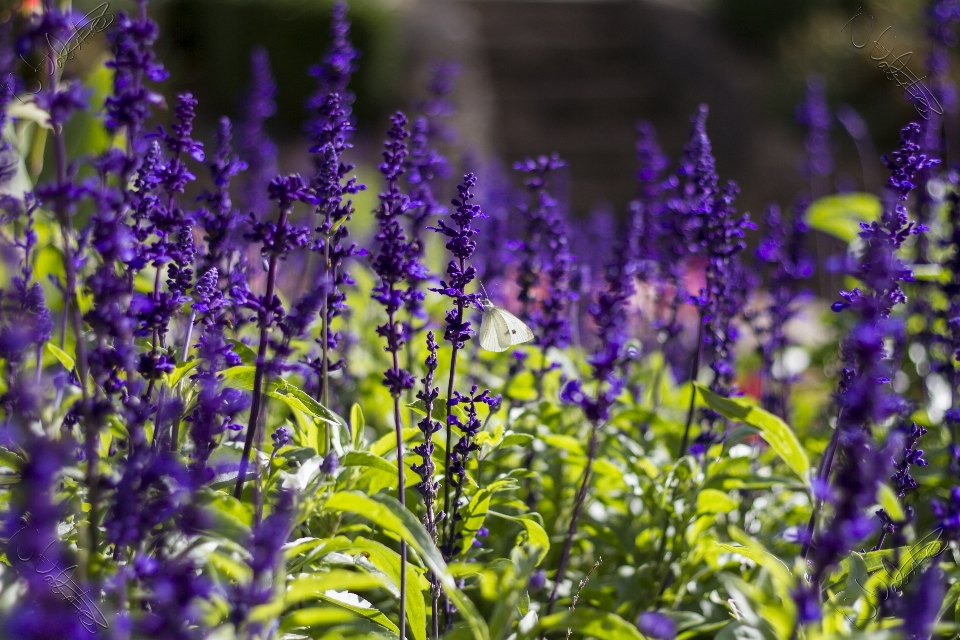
[104,0,168,155]
[515,158,575,368]
[753,200,813,418]
[233,174,311,502]
[306,92,365,411]
[238,47,278,221]
[371,113,424,640]
[411,331,442,636]
[305,0,360,145]
[441,385,499,560]
[231,489,295,634]
[798,123,937,623]
[133,554,211,640]
[198,118,248,275]
[796,74,833,198]
[514,154,568,324]
[891,422,928,498]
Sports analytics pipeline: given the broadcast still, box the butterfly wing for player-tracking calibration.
[479,309,508,352]
[496,308,534,346]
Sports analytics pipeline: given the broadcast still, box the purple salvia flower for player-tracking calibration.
[405,115,449,321]
[753,200,813,417]
[795,74,833,197]
[104,0,168,155]
[637,612,676,640]
[133,554,211,640]
[629,120,671,282]
[305,92,365,405]
[104,446,191,549]
[799,123,938,624]
[561,251,635,424]
[513,154,573,351]
[198,117,248,275]
[0,197,53,373]
[411,331,443,629]
[234,174,311,500]
[899,565,946,639]
[305,0,360,145]
[230,489,294,633]
[1,427,89,639]
[891,422,928,498]
[441,385,499,559]
[421,60,461,145]
[412,331,442,542]
[430,173,486,350]
[238,47,278,220]
[372,112,424,396]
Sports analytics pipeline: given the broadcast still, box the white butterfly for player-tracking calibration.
[478,298,534,352]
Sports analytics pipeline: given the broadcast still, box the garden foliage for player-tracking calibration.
[3,1,960,639]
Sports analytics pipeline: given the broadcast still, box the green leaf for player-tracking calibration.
[538,609,647,640]
[696,488,737,514]
[168,359,198,388]
[228,339,258,366]
[351,537,427,640]
[876,483,905,521]
[285,570,386,605]
[806,192,881,242]
[221,365,256,390]
[45,342,75,371]
[342,451,398,476]
[325,491,490,640]
[458,489,493,559]
[487,511,549,566]
[351,403,365,451]
[695,384,809,482]
[269,380,340,426]
[370,428,420,458]
[220,366,339,425]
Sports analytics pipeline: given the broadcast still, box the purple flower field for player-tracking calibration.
[2,1,960,638]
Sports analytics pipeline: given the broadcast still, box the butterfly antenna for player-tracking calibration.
[479,280,490,300]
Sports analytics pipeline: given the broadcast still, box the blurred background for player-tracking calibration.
[15,0,956,293]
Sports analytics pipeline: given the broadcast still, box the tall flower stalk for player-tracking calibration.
[430,173,499,628]
[412,331,442,638]
[372,113,424,640]
[233,175,310,510]
[796,122,936,623]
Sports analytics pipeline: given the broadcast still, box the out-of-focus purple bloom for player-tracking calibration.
[104,0,168,153]
[899,565,945,638]
[1,430,90,640]
[753,200,813,417]
[528,569,547,591]
[238,47,278,220]
[514,155,574,352]
[796,74,833,196]
[637,612,676,640]
[306,0,359,144]
[104,448,191,548]
[231,489,294,630]
[629,121,671,282]
[561,250,635,423]
[133,554,211,640]
[198,118,248,274]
